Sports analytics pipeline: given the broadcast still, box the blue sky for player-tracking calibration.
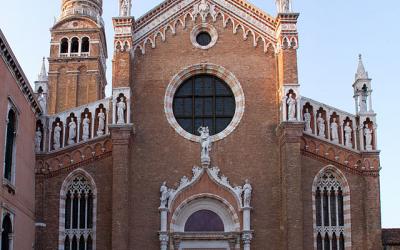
[1,0,399,227]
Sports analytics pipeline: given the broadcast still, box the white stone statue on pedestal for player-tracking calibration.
[344,122,353,148]
[360,92,368,113]
[364,125,373,150]
[304,108,312,133]
[286,94,297,121]
[117,97,126,124]
[68,119,77,145]
[243,179,252,207]
[198,126,212,164]
[160,181,170,208]
[97,109,105,136]
[317,113,325,137]
[35,128,42,152]
[82,114,90,141]
[330,118,339,143]
[276,0,291,13]
[54,123,62,150]
[120,0,131,17]
[37,93,46,113]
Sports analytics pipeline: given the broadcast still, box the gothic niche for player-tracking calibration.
[116,93,127,124]
[286,89,297,121]
[343,117,354,149]
[52,118,63,150]
[363,118,374,151]
[329,112,340,144]
[316,108,327,139]
[66,113,78,145]
[81,109,92,141]
[95,104,106,136]
[35,120,44,152]
[303,102,314,133]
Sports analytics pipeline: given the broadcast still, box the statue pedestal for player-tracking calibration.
[201,156,210,166]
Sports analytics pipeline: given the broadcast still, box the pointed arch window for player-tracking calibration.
[60,174,96,250]
[3,103,17,185]
[1,213,13,250]
[313,168,350,250]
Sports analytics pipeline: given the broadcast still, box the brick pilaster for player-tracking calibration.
[109,124,134,250]
[277,122,304,250]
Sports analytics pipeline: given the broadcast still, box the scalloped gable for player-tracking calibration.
[132,0,278,53]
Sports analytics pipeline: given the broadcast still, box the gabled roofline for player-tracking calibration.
[0,29,42,115]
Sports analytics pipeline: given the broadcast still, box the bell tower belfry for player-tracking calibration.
[47,0,108,114]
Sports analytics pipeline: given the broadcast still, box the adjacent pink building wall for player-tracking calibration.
[0,40,38,249]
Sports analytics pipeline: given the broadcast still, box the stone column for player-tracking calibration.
[109,124,134,250]
[242,206,252,250]
[277,122,304,250]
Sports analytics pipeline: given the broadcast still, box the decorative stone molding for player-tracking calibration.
[164,63,245,142]
[132,0,277,55]
[190,23,218,50]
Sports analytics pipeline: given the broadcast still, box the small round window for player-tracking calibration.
[173,74,236,136]
[196,32,212,46]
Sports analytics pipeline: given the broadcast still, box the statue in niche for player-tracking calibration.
[286,93,296,121]
[317,113,325,137]
[198,126,212,164]
[53,123,62,150]
[120,0,131,17]
[117,97,126,124]
[35,128,42,152]
[68,119,77,145]
[344,122,353,148]
[360,92,368,113]
[82,114,90,141]
[364,125,373,150]
[243,179,252,207]
[160,181,170,208]
[304,108,312,133]
[330,117,339,143]
[37,93,46,113]
[97,108,105,136]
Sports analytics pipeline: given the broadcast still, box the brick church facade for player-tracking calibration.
[5,0,394,249]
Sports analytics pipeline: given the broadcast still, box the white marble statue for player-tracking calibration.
[35,128,42,152]
[160,181,170,208]
[286,94,296,121]
[68,119,77,145]
[304,108,312,133]
[276,0,291,13]
[37,93,46,113]
[330,118,339,143]
[97,109,105,136]
[198,126,212,164]
[317,113,325,137]
[53,123,62,150]
[117,97,126,124]
[243,179,252,207]
[82,114,90,141]
[344,122,353,148]
[120,0,131,17]
[364,125,373,150]
[360,92,368,113]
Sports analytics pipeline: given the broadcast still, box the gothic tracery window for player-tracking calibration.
[314,169,349,250]
[61,175,95,250]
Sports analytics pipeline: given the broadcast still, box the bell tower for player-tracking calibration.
[47,0,108,114]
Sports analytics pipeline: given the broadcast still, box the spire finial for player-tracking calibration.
[355,54,368,80]
[38,57,48,82]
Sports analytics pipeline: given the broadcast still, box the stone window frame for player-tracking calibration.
[59,35,91,57]
[164,63,245,143]
[0,207,15,250]
[2,97,19,190]
[58,168,97,250]
[190,23,218,50]
[312,165,352,250]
